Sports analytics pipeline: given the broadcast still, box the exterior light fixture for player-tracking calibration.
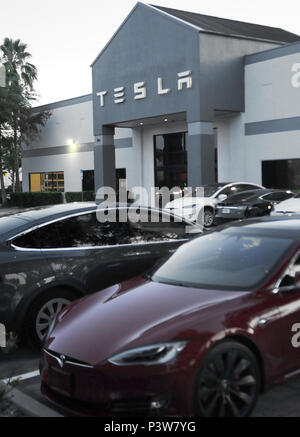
[139,122,144,126]
[164,118,168,122]
[67,139,78,152]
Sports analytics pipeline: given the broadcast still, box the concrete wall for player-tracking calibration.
[217,43,300,185]
[22,98,135,192]
[244,48,300,184]
[199,33,280,120]
[216,113,246,183]
[92,3,201,132]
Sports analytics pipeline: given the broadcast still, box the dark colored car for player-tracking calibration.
[215,189,294,222]
[0,202,201,347]
[41,216,300,417]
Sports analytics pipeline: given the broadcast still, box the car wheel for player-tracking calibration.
[195,341,261,417]
[203,208,215,228]
[245,206,261,218]
[24,289,76,349]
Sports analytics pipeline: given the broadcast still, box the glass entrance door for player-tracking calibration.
[154,132,187,190]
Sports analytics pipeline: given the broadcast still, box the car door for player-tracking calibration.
[273,250,300,374]
[1,230,53,328]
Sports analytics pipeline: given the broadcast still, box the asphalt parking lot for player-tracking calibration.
[0,347,300,417]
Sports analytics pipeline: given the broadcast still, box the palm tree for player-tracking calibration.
[0,38,38,192]
[1,38,37,90]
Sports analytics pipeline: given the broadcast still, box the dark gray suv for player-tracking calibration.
[0,202,201,347]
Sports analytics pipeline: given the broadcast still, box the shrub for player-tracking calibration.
[9,191,62,207]
[65,191,95,203]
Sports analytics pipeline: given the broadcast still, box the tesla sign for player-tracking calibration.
[96,70,193,107]
[291,63,300,88]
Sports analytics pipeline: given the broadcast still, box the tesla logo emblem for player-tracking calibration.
[56,354,66,368]
[96,70,193,107]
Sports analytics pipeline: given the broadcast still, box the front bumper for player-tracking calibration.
[40,348,198,417]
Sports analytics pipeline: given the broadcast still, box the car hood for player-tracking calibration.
[46,280,246,365]
[272,198,300,214]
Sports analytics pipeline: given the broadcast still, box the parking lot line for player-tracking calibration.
[1,369,40,384]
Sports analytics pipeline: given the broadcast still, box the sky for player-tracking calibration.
[1,0,300,105]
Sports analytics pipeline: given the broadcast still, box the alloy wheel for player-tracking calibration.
[36,298,71,341]
[196,347,259,417]
[204,209,214,227]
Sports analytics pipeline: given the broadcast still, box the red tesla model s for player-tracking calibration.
[40,216,300,417]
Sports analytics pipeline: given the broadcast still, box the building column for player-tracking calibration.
[187,121,216,188]
[94,125,116,195]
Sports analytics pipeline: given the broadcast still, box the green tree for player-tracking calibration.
[0,38,50,199]
[1,38,37,192]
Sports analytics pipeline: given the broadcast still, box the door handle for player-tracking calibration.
[124,251,151,257]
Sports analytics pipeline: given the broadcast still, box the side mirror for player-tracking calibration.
[218,194,228,202]
[272,271,300,294]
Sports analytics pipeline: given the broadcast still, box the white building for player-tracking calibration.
[22,3,300,202]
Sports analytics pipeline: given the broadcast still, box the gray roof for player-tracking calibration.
[151,4,300,43]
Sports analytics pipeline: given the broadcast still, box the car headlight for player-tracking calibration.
[107,341,188,366]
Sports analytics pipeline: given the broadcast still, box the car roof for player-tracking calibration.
[215,215,300,239]
[225,188,291,200]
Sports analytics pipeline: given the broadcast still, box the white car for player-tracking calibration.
[164,182,264,227]
[271,193,300,216]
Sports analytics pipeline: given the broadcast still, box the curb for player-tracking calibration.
[0,381,63,417]
[10,387,64,417]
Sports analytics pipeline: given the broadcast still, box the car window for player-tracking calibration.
[152,232,294,291]
[219,184,256,196]
[12,213,118,249]
[262,192,294,202]
[135,209,191,241]
[232,184,259,194]
[12,227,47,249]
[12,209,196,249]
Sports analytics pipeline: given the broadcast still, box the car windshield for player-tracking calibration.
[196,184,227,198]
[152,231,294,291]
[223,191,261,204]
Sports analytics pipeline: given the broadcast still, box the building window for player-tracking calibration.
[82,170,95,191]
[81,168,126,193]
[262,159,300,190]
[214,127,218,183]
[29,172,64,192]
[154,132,187,190]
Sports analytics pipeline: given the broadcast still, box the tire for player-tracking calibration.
[195,341,261,417]
[23,288,76,349]
[245,206,261,218]
[202,207,215,228]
